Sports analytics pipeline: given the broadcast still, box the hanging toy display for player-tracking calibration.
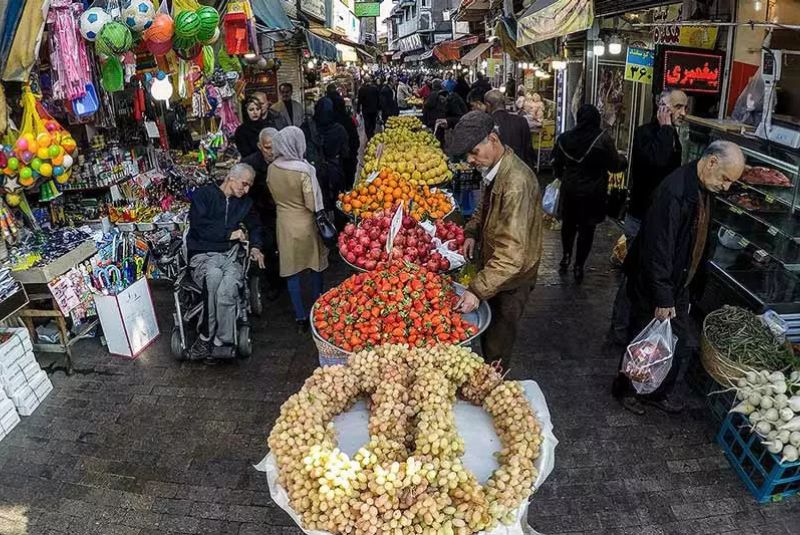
[121,0,156,32]
[101,57,125,92]
[97,21,134,55]
[195,6,220,42]
[144,12,174,43]
[0,88,78,195]
[222,3,250,55]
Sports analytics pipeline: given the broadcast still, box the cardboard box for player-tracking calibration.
[0,398,20,436]
[11,370,52,416]
[1,357,40,397]
[10,240,97,284]
[94,278,160,358]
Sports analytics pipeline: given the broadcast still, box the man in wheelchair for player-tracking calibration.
[186,163,266,359]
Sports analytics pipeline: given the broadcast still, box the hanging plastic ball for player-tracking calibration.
[121,0,156,32]
[199,27,220,45]
[19,172,35,187]
[7,157,19,170]
[15,138,28,152]
[52,154,64,166]
[144,12,174,43]
[62,154,74,169]
[36,147,49,160]
[79,7,112,42]
[97,21,134,54]
[174,10,201,40]
[5,192,21,207]
[195,6,220,42]
[48,145,61,158]
[46,120,59,132]
[146,38,172,56]
[22,132,35,143]
[27,140,39,154]
[39,163,53,177]
[36,132,52,148]
[20,151,34,163]
[19,167,32,180]
[52,166,65,177]
[0,152,6,167]
[61,137,77,154]
[30,157,42,171]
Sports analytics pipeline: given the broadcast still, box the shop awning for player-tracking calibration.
[455,0,491,22]
[460,41,493,64]
[433,35,479,63]
[393,50,404,60]
[251,0,294,31]
[495,17,534,61]
[304,29,339,61]
[517,0,594,47]
[419,49,434,60]
[336,44,358,63]
[404,54,421,63]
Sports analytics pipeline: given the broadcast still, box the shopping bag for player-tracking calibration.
[542,179,560,216]
[623,318,677,395]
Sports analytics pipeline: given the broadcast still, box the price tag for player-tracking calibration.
[386,204,404,254]
[730,206,744,215]
[364,171,379,184]
[738,237,750,248]
[375,143,384,163]
[768,226,779,236]
[765,195,775,204]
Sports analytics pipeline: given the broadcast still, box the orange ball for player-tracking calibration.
[51,154,64,166]
[145,13,174,43]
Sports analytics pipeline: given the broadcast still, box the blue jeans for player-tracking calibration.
[286,270,323,321]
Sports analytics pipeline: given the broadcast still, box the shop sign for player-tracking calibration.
[354,3,380,17]
[678,27,718,49]
[625,47,654,84]
[301,0,326,22]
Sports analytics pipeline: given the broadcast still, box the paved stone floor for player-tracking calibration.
[1,224,799,535]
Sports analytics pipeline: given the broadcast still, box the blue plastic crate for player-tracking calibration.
[717,412,800,503]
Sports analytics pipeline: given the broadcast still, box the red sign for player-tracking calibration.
[662,49,723,94]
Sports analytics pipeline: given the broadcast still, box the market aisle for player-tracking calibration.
[0,225,798,535]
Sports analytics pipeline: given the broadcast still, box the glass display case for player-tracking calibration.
[686,120,800,315]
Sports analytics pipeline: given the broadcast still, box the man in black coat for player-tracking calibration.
[379,76,400,123]
[608,88,688,345]
[471,72,492,96]
[357,76,380,139]
[484,90,534,169]
[612,141,745,415]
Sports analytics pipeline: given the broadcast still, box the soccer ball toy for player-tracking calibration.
[79,7,111,41]
[122,0,156,32]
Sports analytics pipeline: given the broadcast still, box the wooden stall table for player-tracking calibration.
[11,240,98,375]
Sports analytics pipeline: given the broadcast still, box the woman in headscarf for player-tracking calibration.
[234,96,268,158]
[302,97,349,210]
[268,126,329,332]
[326,85,359,189]
[552,104,627,282]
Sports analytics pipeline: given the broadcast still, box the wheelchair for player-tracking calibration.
[169,228,262,360]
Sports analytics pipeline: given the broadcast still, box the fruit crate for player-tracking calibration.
[717,412,800,503]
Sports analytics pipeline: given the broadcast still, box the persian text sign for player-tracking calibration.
[625,47,654,84]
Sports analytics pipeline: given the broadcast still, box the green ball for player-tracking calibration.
[98,22,133,54]
[195,7,219,41]
[172,34,196,50]
[19,167,32,179]
[48,144,60,158]
[174,11,200,39]
[31,157,42,171]
[7,157,19,170]
[101,57,124,92]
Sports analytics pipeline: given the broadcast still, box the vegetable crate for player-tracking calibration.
[717,412,800,503]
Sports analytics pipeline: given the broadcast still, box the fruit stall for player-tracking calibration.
[256,343,559,535]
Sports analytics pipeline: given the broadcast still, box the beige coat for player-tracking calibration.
[267,166,329,277]
[464,148,543,300]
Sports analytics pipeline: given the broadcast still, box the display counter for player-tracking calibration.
[686,119,800,329]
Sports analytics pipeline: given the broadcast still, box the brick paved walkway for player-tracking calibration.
[0,224,798,535]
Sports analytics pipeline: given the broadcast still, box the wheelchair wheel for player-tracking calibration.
[171,328,185,360]
[237,325,252,358]
[249,276,263,317]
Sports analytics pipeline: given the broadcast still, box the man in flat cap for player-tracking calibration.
[449,111,543,371]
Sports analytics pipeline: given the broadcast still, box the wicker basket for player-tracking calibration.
[700,333,754,386]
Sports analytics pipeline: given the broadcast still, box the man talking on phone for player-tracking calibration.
[446,112,543,371]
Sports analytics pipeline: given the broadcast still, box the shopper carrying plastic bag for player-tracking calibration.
[622,318,677,395]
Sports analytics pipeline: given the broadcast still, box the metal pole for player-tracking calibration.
[631,20,800,30]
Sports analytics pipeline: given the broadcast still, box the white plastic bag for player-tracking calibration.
[623,318,677,394]
[542,179,560,216]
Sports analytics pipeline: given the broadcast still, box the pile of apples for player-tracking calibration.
[434,220,467,254]
[338,210,453,273]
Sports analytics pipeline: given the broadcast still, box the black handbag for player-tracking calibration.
[315,210,337,247]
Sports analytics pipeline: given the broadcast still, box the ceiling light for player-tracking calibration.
[593,40,605,57]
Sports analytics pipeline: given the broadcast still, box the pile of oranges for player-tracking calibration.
[339,168,453,221]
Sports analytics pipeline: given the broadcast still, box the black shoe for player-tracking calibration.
[558,254,571,274]
[617,396,646,415]
[573,265,585,283]
[296,319,310,334]
[641,397,684,414]
[188,337,211,360]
